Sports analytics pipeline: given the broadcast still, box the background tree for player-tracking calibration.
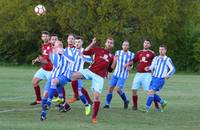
[0,0,199,71]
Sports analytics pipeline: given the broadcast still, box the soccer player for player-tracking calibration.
[68,37,115,123]
[71,36,93,107]
[130,39,159,110]
[40,40,74,121]
[143,44,175,112]
[103,40,134,109]
[30,31,53,105]
[66,35,92,104]
[49,33,58,46]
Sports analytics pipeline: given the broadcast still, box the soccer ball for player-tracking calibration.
[34,5,46,16]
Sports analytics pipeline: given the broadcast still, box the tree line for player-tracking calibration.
[0,0,200,72]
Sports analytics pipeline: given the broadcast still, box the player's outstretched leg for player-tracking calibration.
[68,81,80,103]
[154,94,167,112]
[117,89,129,109]
[77,80,91,115]
[79,90,91,115]
[142,90,155,112]
[81,87,93,105]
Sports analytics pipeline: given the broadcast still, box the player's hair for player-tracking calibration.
[144,39,151,44]
[159,44,167,49]
[75,36,82,40]
[51,33,58,37]
[66,34,74,38]
[55,40,63,48]
[106,37,114,43]
[123,39,129,43]
[123,40,129,45]
[41,31,50,35]
[75,36,83,45]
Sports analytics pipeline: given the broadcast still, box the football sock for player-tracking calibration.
[146,94,154,109]
[105,92,113,105]
[47,84,57,107]
[57,86,63,99]
[132,95,138,108]
[81,87,92,104]
[118,91,128,102]
[72,81,79,97]
[154,100,160,109]
[34,85,41,101]
[62,86,66,101]
[92,101,100,119]
[54,91,58,97]
[80,94,88,106]
[41,97,47,112]
[154,94,164,104]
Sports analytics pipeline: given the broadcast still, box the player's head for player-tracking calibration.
[54,40,63,48]
[54,40,63,54]
[143,39,151,50]
[159,44,167,56]
[75,36,83,49]
[49,33,58,46]
[105,37,114,50]
[122,40,129,52]
[67,34,75,47]
[41,31,50,44]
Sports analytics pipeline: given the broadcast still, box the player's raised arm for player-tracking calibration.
[84,37,96,52]
[82,55,93,63]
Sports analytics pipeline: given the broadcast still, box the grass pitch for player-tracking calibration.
[0,66,199,130]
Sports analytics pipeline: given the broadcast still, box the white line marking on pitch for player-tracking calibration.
[0,96,29,101]
[0,107,40,113]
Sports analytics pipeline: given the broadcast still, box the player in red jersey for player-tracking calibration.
[129,39,159,110]
[30,31,53,105]
[70,37,116,123]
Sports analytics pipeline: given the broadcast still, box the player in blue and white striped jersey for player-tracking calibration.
[104,40,134,109]
[40,40,75,121]
[64,36,93,115]
[143,44,175,112]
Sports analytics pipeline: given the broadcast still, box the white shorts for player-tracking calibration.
[132,73,152,91]
[34,68,51,80]
[79,69,104,94]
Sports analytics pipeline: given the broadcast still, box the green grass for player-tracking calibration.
[0,66,200,130]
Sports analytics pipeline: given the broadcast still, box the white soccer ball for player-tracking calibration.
[34,5,46,16]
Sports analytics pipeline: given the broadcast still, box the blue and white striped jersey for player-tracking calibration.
[113,50,134,79]
[149,56,175,78]
[50,48,75,79]
[70,48,92,72]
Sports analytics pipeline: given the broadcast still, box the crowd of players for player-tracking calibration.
[30,31,175,123]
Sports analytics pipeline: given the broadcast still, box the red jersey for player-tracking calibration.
[133,50,155,73]
[83,47,114,78]
[41,43,53,71]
